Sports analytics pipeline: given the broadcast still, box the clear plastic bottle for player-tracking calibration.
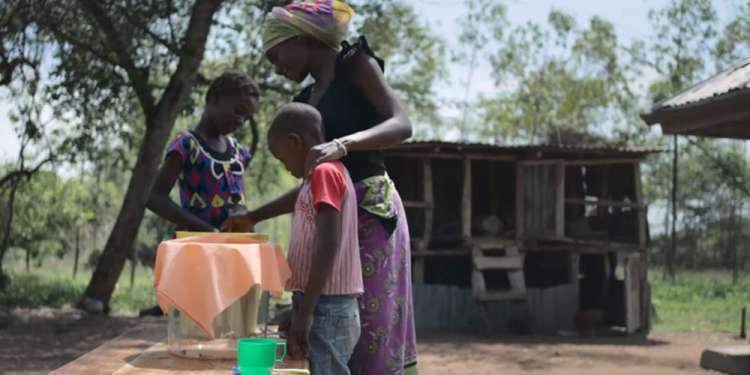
[167,285,263,359]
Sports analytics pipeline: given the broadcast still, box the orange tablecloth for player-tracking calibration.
[154,235,291,338]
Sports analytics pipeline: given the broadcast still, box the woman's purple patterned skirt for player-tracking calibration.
[349,175,418,375]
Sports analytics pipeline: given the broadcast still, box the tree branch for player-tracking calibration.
[0,57,35,86]
[153,0,225,122]
[38,20,121,67]
[0,156,54,189]
[687,138,750,198]
[77,0,156,116]
[120,10,181,55]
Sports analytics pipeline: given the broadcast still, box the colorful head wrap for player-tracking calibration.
[262,0,354,52]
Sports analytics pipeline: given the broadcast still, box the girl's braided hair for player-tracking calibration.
[205,72,259,104]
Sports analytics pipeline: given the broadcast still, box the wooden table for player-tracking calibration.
[52,318,309,374]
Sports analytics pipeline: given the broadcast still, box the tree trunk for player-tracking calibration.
[663,193,670,280]
[669,135,678,282]
[0,179,20,289]
[80,0,224,313]
[129,257,136,288]
[81,126,164,311]
[25,247,30,272]
[73,226,80,279]
[732,202,739,284]
[740,205,747,272]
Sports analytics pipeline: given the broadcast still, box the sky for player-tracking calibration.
[0,0,740,161]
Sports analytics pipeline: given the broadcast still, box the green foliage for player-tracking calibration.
[636,0,750,277]
[650,268,750,332]
[0,171,87,265]
[714,2,750,65]
[3,0,750,324]
[354,1,446,127]
[0,264,155,314]
[0,273,85,309]
[460,1,641,143]
[639,0,719,103]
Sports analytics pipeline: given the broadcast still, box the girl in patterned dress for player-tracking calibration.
[147,72,259,231]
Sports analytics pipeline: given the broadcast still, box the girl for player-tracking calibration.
[147,72,259,231]
[139,72,260,320]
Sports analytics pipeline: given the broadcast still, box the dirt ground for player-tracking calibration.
[0,308,740,374]
[417,331,735,374]
[0,308,139,374]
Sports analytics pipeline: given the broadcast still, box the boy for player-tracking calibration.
[224,102,363,375]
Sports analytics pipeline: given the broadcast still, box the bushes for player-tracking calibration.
[0,269,155,314]
[0,273,84,309]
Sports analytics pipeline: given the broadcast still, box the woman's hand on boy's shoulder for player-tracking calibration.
[304,139,347,177]
[221,205,256,232]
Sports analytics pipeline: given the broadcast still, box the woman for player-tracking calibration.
[240,1,418,373]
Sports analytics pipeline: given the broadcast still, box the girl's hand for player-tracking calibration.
[304,139,347,176]
[194,221,219,233]
[221,205,257,232]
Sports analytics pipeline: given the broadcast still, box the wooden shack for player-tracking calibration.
[383,141,657,335]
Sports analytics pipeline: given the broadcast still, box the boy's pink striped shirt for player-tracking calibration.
[285,162,363,295]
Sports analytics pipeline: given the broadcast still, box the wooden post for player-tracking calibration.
[634,161,650,330]
[516,164,525,240]
[556,161,565,238]
[634,162,647,249]
[462,157,472,241]
[741,307,746,339]
[625,253,642,333]
[413,158,433,285]
[569,253,579,284]
[670,135,678,281]
[489,162,498,214]
[421,158,434,251]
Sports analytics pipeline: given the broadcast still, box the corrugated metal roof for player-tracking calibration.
[392,140,662,155]
[653,57,750,111]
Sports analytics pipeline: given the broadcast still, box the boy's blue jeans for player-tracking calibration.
[292,292,361,375]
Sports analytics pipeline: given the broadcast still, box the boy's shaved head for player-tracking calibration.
[267,102,324,143]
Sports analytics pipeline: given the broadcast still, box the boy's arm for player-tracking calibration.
[146,153,216,232]
[221,185,301,231]
[287,203,342,359]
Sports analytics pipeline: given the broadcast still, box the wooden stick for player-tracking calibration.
[564,159,643,166]
[556,161,565,238]
[412,249,469,257]
[403,201,432,208]
[564,198,644,208]
[462,157,472,240]
[516,164,525,240]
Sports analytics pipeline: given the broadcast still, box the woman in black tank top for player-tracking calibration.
[231,2,419,374]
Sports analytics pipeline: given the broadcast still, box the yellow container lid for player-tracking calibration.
[175,231,269,243]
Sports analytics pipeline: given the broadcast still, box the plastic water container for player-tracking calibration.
[167,285,263,359]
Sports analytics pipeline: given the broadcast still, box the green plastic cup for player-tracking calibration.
[237,338,286,375]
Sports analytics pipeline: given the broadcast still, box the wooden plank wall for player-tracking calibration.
[522,163,561,239]
[526,283,578,335]
[413,284,474,332]
[413,283,578,335]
